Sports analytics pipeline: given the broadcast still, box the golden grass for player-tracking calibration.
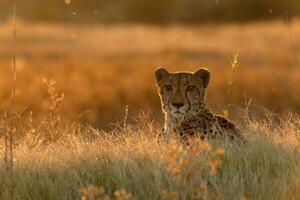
[0,114,300,199]
[0,21,300,129]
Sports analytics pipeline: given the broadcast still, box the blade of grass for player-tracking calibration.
[8,0,17,199]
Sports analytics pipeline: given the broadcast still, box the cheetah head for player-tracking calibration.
[155,68,210,119]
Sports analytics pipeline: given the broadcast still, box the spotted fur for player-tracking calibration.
[155,67,242,141]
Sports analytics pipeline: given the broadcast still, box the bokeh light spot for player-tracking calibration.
[65,0,71,5]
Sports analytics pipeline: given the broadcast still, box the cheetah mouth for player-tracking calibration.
[173,111,185,116]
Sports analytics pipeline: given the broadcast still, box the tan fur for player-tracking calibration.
[155,67,242,141]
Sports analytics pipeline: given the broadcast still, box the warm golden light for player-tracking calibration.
[0,1,300,199]
[64,0,71,5]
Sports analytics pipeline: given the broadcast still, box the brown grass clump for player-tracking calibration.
[79,185,132,200]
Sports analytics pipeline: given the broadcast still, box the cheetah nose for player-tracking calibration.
[172,102,184,109]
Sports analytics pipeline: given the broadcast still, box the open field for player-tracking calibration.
[1,20,300,199]
[0,21,300,129]
[1,114,300,199]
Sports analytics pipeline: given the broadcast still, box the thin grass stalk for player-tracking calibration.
[9,0,17,199]
[124,105,129,130]
[9,127,15,200]
[226,52,238,117]
[4,111,8,171]
[12,0,16,111]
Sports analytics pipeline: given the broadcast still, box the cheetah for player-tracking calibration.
[155,67,243,141]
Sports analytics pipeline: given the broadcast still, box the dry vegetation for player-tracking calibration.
[1,20,300,199]
[0,20,300,129]
[0,112,300,199]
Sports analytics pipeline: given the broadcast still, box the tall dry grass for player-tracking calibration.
[0,112,300,199]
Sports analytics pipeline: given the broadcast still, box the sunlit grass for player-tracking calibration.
[0,114,300,199]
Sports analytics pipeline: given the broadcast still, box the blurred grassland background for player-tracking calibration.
[0,0,300,129]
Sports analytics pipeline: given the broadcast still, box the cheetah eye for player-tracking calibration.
[164,85,172,91]
[187,85,196,91]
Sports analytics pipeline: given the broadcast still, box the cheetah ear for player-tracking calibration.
[194,68,211,88]
[155,68,169,83]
